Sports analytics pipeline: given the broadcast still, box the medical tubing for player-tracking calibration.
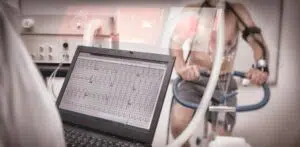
[50,62,63,98]
[48,53,65,99]
[166,6,225,147]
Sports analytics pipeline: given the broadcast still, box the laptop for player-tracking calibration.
[56,46,175,147]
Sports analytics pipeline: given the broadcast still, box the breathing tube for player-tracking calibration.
[166,1,226,146]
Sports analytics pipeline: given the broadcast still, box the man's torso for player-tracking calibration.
[188,5,240,73]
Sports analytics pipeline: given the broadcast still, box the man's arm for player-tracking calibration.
[233,3,269,84]
[169,29,188,72]
[169,12,200,80]
[233,3,270,66]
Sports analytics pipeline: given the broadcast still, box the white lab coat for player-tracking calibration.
[0,1,65,147]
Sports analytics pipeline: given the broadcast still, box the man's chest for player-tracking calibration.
[191,12,239,52]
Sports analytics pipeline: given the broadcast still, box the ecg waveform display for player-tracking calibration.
[59,53,167,129]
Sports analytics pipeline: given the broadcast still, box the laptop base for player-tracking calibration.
[63,123,149,147]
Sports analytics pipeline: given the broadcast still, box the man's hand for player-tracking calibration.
[246,68,268,85]
[178,65,200,81]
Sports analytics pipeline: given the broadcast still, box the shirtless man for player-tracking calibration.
[169,0,270,146]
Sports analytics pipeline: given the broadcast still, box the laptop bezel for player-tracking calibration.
[56,45,175,144]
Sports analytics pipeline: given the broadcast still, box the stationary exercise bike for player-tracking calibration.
[171,70,270,147]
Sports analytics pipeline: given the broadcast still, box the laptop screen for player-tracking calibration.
[58,52,167,130]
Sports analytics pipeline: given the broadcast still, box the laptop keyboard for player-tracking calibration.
[64,125,145,147]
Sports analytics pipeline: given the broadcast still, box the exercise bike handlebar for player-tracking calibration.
[232,71,270,112]
[172,71,270,112]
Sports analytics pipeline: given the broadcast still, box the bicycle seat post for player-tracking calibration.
[209,105,236,135]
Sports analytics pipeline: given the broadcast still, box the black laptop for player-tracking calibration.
[56,46,175,147]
